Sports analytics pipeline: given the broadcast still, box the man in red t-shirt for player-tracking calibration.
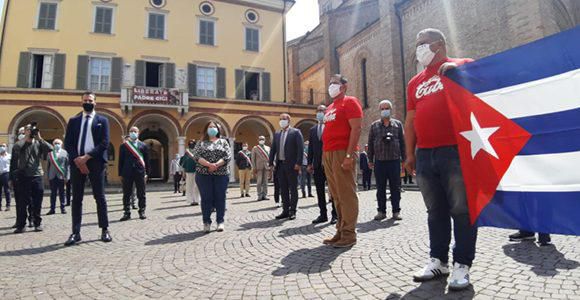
[404,28,476,291]
[322,74,363,248]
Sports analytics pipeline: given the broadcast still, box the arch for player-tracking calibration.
[183,113,232,138]
[8,106,67,136]
[232,115,276,143]
[353,47,372,109]
[97,108,127,137]
[128,109,182,137]
[294,118,318,141]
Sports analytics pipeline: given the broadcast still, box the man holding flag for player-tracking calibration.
[119,126,150,221]
[404,28,476,290]
[46,139,69,215]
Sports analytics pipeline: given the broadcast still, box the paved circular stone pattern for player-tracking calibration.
[0,189,579,299]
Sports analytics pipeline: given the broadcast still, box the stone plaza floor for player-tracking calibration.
[0,188,579,299]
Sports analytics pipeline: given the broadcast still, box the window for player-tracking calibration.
[31,54,54,88]
[199,20,215,46]
[196,67,215,97]
[148,13,166,39]
[245,28,259,52]
[309,88,314,105]
[89,58,111,91]
[145,62,165,87]
[37,2,58,30]
[361,59,369,108]
[94,7,113,34]
[245,72,260,100]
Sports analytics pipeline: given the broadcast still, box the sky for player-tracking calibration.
[0,0,320,41]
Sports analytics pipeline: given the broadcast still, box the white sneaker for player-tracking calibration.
[448,263,470,291]
[203,223,211,233]
[217,223,224,232]
[413,258,450,282]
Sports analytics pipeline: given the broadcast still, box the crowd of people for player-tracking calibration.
[0,27,554,292]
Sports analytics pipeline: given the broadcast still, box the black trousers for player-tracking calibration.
[71,160,109,234]
[277,161,299,215]
[362,169,373,190]
[65,179,72,205]
[16,175,43,228]
[313,166,337,219]
[274,166,280,203]
[173,173,182,193]
[49,178,66,210]
[122,173,146,214]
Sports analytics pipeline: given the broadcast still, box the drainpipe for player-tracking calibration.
[394,1,408,117]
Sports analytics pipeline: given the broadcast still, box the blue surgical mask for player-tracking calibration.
[129,132,138,140]
[18,134,25,141]
[54,144,61,151]
[316,112,324,122]
[208,127,219,137]
[279,120,289,129]
[381,109,391,118]
[0,146,6,153]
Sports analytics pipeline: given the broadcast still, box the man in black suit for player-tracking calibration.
[119,127,150,221]
[269,113,304,220]
[63,91,112,246]
[308,105,337,224]
[360,144,372,190]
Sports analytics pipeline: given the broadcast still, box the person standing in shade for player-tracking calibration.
[46,139,69,215]
[272,162,281,205]
[308,105,337,224]
[181,140,200,206]
[0,143,11,212]
[64,91,112,245]
[251,136,270,201]
[119,127,150,221]
[10,124,53,233]
[359,144,372,191]
[368,99,405,221]
[192,122,232,233]
[405,28,476,290]
[321,74,363,248]
[299,141,313,199]
[9,128,26,228]
[269,114,304,220]
[170,154,183,194]
[236,142,252,198]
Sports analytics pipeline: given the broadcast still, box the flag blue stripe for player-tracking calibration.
[512,108,580,155]
[447,26,580,94]
[477,191,580,235]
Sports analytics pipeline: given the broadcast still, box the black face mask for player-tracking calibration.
[83,103,95,112]
[188,143,195,149]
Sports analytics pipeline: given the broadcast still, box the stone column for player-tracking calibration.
[177,136,186,156]
[228,138,236,183]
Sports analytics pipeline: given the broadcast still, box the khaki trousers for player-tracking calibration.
[255,168,269,199]
[185,172,200,204]
[239,169,252,194]
[323,150,359,241]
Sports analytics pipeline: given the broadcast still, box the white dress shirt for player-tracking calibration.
[78,111,96,155]
[0,153,10,174]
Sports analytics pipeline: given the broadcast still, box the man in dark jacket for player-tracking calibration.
[359,144,372,190]
[119,127,150,221]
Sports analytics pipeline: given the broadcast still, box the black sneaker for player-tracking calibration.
[509,231,535,241]
[312,216,328,224]
[119,214,131,222]
[139,212,147,220]
[46,210,55,215]
[13,227,25,234]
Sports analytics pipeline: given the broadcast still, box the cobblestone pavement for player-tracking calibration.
[0,188,579,300]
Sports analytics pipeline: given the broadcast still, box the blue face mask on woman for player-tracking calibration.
[208,127,219,137]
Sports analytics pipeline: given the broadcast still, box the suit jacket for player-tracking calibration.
[118,140,150,177]
[46,149,70,180]
[360,152,370,171]
[64,113,110,163]
[308,124,324,169]
[251,145,270,170]
[269,127,304,168]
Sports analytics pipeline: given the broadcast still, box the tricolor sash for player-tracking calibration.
[239,151,252,168]
[256,145,269,161]
[49,151,66,178]
[124,140,145,168]
[185,149,195,159]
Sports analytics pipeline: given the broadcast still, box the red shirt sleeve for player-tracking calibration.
[406,78,417,111]
[346,97,363,119]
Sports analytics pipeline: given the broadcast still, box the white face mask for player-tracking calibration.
[328,84,342,98]
[242,146,248,151]
[0,146,6,153]
[416,44,437,67]
[259,140,265,145]
[18,134,25,141]
[279,120,289,129]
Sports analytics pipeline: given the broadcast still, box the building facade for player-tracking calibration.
[288,0,580,146]
[0,0,318,184]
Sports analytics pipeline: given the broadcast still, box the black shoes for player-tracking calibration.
[275,213,290,220]
[139,212,147,220]
[330,217,338,224]
[312,216,328,224]
[263,197,270,200]
[46,210,55,215]
[119,214,131,222]
[34,225,43,232]
[245,194,251,197]
[509,232,535,241]
[101,230,112,243]
[308,194,314,198]
[61,208,67,214]
[131,204,137,210]
[64,233,81,246]
[4,206,10,211]
[288,214,296,220]
[13,227,25,234]
[28,221,34,228]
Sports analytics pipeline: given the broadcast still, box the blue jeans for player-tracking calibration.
[375,160,401,214]
[196,174,229,225]
[299,166,312,196]
[416,146,478,267]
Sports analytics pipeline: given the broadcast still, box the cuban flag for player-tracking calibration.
[441,26,580,235]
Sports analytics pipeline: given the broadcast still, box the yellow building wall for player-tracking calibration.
[0,0,286,101]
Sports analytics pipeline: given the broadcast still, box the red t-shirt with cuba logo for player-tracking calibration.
[407,57,474,148]
[322,96,364,151]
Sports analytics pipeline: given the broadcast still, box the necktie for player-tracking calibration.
[79,115,90,156]
[317,125,322,139]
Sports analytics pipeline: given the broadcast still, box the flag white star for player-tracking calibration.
[460,113,500,159]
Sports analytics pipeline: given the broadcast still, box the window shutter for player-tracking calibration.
[262,72,271,101]
[111,57,123,92]
[217,67,226,98]
[76,55,89,90]
[188,63,197,96]
[235,69,245,100]
[165,63,175,88]
[135,60,145,86]
[52,54,66,89]
[17,52,32,88]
